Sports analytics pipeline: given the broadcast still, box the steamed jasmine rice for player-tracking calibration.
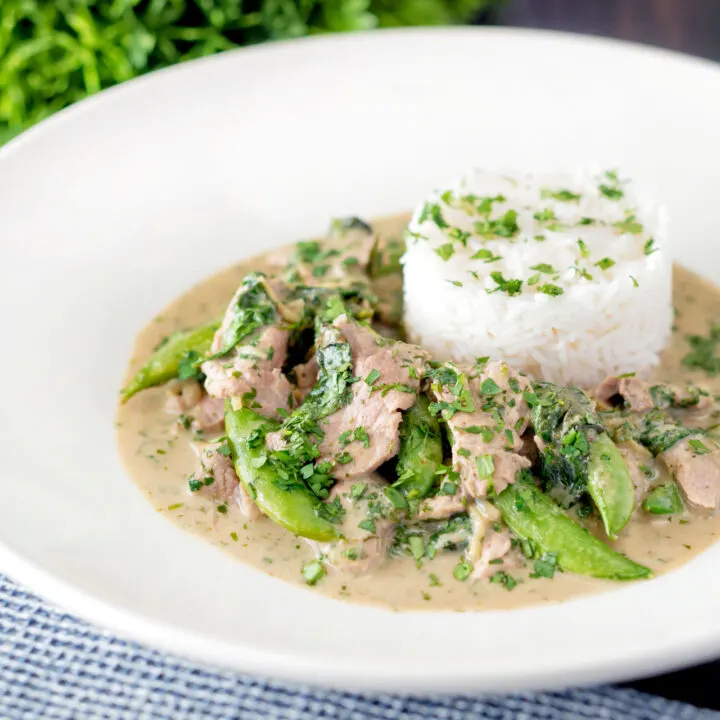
[402,169,673,387]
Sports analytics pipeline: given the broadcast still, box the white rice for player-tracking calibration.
[402,169,673,387]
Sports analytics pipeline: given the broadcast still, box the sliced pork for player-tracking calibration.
[430,360,532,499]
[202,325,294,420]
[659,436,720,510]
[316,316,429,479]
[596,375,711,416]
[191,441,261,519]
[165,379,225,433]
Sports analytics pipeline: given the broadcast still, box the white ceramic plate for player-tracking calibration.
[2,27,720,694]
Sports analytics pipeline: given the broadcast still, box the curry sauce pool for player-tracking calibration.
[116,212,720,611]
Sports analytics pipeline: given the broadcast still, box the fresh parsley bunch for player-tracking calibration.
[0,0,497,144]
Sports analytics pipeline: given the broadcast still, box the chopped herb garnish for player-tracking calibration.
[490,571,517,590]
[533,208,556,223]
[630,275,639,288]
[598,184,623,200]
[216,503,228,514]
[529,263,557,274]
[230,532,238,542]
[349,483,367,500]
[302,560,325,586]
[530,552,559,579]
[479,378,503,396]
[689,438,711,455]
[435,243,455,261]
[541,188,581,202]
[470,248,502,263]
[527,273,540,286]
[577,238,590,258]
[594,257,615,271]
[359,518,376,533]
[453,561,472,581]
[476,454,495,480]
[682,325,720,376]
[384,486,409,510]
[216,441,232,457]
[335,451,353,465]
[167,503,184,511]
[418,202,449,228]
[614,215,643,235]
[488,271,523,296]
[643,238,657,255]
[429,573,442,587]
[354,427,370,448]
[538,283,564,296]
[365,369,381,385]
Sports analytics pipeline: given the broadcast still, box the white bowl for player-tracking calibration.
[1,27,720,693]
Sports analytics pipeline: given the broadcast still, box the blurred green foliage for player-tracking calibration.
[0,0,498,143]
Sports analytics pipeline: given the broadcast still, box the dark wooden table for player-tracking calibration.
[486,0,720,711]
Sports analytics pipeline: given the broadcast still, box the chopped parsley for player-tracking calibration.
[529,263,557,274]
[530,552,559,579]
[453,561,473,581]
[538,283,564,296]
[490,571,517,590]
[688,438,711,455]
[577,238,590,258]
[614,214,643,235]
[216,503,228,514]
[533,208,557,223]
[418,202,449,228]
[476,454,495,480]
[470,248,502,263]
[354,427,370,448]
[359,518,376,533]
[541,188,581,202]
[479,377,503,396]
[384,486,409,510]
[177,350,204,381]
[598,184,623,200]
[594,257,616,271]
[644,238,657,256]
[488,271,523,296]
[474,209,520,239]
[682,325,720,376]
[435,243,455,261]
[365,369,381,385]
[302,560,325,586]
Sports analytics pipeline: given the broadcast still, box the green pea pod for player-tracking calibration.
[587,433,635,539]
[225,404,340,542]
[496,477,651,580]
[643,483,684,515]
[121,319,220,402]
[395,395,444,501]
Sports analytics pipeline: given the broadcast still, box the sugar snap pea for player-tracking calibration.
[587,433,635,539]
[225,403,341,542]
[121,319,220,402]
[395,395,444,501]
[643,482,684,515]
[531,381,634,538]
[495,475,651,580]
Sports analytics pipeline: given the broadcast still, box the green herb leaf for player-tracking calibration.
[435,243,455,261]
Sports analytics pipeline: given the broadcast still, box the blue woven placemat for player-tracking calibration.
[0,574,717,720]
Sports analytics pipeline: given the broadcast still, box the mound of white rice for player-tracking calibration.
[402,169,672,387]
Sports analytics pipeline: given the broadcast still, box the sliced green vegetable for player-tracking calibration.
[587,433,634,538]
[643,483,684,515]
[225,404,340,542]
[395,395,444,501]
[121,319,220,402]
[495,476,651,580]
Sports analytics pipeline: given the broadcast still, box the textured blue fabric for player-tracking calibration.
[0,574,717,720]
